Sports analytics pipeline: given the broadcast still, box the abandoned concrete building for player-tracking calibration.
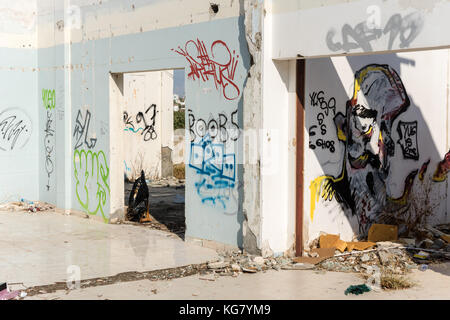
[2,0,449,258]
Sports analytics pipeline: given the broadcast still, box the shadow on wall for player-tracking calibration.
[306,52,448,241]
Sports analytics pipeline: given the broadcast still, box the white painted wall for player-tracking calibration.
[272,0,450,59]
[260,0,298,255]
[123,70,173,181]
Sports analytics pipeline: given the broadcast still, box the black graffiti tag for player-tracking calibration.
[44,109,54,191]
[308,91,336,153]
[188,108,240,143]
[73,109,97,150]
[397,121,419,160]
[0,115,28,151]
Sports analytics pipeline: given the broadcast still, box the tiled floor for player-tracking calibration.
[0,210,218,288]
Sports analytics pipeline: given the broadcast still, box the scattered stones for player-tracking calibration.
[361,254,370,262]
[419,239,434,249]
[231,264,241,272]
[377,250,392,266]
[253,256,265,265]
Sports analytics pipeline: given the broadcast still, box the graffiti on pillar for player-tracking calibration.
[397,121,419,160]
[73,109,97,150]
[172,39,241,100]
[123,104,158,142]
[187,108,240,143]
[308,90,337,153]
[73,149,110,222]
[189,134,237,211]
[0,108,32,152]
[44,109,55,191]
[42,89,56,110]
[326,12,424,53]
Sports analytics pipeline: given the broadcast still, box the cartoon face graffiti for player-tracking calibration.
[311,64,411,235]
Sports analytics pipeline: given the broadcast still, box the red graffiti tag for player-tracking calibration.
[173,39,240,101]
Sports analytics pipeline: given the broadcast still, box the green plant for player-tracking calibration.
[174,110,185,130]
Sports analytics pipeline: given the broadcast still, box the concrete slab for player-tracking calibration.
[24,263,450,300]
[0,211,218,288]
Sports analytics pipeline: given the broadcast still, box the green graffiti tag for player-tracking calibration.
[73,149,110,222]
[42,89,56,110]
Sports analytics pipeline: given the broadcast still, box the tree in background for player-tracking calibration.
[173,110,185,130]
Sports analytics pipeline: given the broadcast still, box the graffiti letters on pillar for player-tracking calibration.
[397,121,419,160]
[310,64,414,235]
[42,89,56,110]
[44,110,55,191]
[0,108,32,151]
[172,39,240,100]
[308,91,337,153]
[189,134,236,210]
[188,108,240,143]
[74,149,110,222]
[123,104,158,142]
[73,109,97,150]
[326,12,424,53]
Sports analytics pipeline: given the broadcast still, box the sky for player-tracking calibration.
[173,69,185,98]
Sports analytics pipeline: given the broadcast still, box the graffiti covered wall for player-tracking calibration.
[36,0,248,246]
[122,71,173,181]
[305,50,450,242]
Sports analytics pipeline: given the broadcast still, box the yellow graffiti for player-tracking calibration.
[309,165,345,221]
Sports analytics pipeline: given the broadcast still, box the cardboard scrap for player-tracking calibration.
[346,241,376,252]
[319,234,375,254]
[368,224,398,242]
[335,239,347,253]
[319,234,340,249]
[293,248,335,265]
[441,234,450,244]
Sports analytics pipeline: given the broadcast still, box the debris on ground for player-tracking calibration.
[0,288,20,300]
[344,284,371,295]
[0,200,55,213]
[380,272,416,290]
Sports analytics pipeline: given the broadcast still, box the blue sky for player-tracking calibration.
[173,69,185,98]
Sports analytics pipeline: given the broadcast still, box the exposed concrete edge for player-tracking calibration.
[186,236,240,253]
[241,0,263,256]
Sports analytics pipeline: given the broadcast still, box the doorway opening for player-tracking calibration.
[118,69,186,239]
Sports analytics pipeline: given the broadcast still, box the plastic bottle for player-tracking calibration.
[419,264,428,271]
[20,198,34,205]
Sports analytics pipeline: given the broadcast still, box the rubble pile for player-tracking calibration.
[147,177,185,188]
[0,200,55,213]
[205,223,450,279]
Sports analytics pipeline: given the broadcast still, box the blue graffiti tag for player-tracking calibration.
[189,134,236,209]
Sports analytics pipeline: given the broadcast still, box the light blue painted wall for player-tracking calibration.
[37,16,249,247]
[0,47,38,203]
